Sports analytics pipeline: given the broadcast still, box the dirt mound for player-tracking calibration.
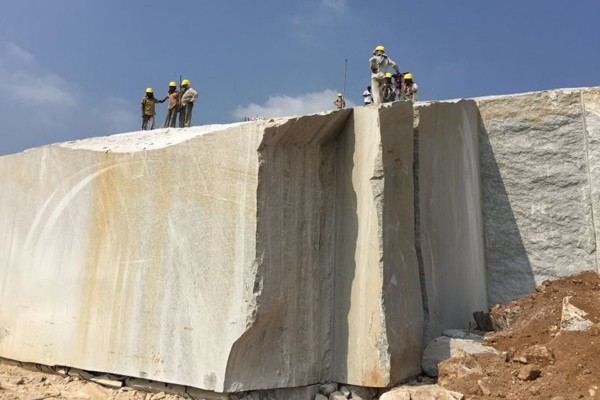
[438,271,600,399]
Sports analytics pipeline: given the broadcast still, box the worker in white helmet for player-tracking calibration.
[334,93,346,109]
[369,45,401,104]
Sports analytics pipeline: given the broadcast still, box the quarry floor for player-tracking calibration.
[1,271,599,400]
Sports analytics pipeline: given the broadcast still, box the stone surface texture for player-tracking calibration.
[0,103,422,392]
[416,100,488,341]
[2,86,600,396]
[476,88,600,304]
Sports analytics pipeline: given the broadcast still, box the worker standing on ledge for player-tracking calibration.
[334,93,346,109]
[178,79,198,128]
[141,88,165,130]
[162,82,179,128]
[362,86,373,105]
[402,73,419,103]
[382,72,396,103]
[369,45,401,104]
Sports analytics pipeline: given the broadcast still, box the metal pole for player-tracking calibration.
[343,58,348,101]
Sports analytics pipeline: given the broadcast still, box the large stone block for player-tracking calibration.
[0,103,422,392]
[416,100,487,341]
[476,89,598,304]
[330,104,423,386]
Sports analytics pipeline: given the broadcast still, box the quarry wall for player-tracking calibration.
[0,86,599,394]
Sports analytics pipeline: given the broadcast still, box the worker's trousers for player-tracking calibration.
[163,107,178,128]
[142,115,155,130]
[179,103,194,128]
[371,77,384,105]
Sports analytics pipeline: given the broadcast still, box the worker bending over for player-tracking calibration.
[369,45,400,104]
[402,73,419,103]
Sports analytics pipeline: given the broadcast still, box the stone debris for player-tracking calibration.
[346,384,377,400]
[379,384,464,400]
[329,391,347,400]
[318,382,338,396]
[560,296,594,331]
[421,336,498,377]
[472,311,494,332]
[315,394,328,400]
[517,365,541,381]
[476,378,492,396]
[437,349,486,386]
[339,386,350,397]
[518,344,555,366]
[488,304,523,331]
[442,329,484,341]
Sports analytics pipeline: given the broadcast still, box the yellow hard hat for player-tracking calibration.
[404,73,413,80]
[181,79,190,85]
[145,88,153,93]
[385,72,393,78]
[169,81,177,87]
[374,45,385,53]
[337,93,343,97]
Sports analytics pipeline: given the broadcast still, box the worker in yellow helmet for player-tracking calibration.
[382,72,396,103]
[334,93,346,110]
[162,81,179,128]
[141,88,166,130]
[369,45,401,104]
[178,79,198,128]
[401,72,418,103]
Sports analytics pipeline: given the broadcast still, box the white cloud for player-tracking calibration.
[8,71,77,107]
[289,0,349,43]
[322,0,348,13]
[0,41,78,107]
[4,42,34,64]
[92,97,139,134]
[232,89,355,120]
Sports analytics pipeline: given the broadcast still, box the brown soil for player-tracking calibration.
[438,271,600,400]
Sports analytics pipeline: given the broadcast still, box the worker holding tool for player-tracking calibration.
[178,79,198,128]
[402,72,419,103]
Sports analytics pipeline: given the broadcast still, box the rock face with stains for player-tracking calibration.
[0,102,423,392]
[2,86,600,395]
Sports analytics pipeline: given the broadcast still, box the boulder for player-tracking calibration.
[422,337,498,377]
[437,349,485,386]
[560,296,594,331]
[0,103,422,391]
[379,385,464,400]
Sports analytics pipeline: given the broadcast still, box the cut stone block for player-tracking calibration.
[416,100,488,341]
[0,103,422,391]
[476,89,598,304]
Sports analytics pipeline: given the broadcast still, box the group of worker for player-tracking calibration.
[141,79,198,130]
[334,45,419,110]
[143,45,416,127]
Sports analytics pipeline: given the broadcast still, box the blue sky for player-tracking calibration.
[1,0,599,155]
